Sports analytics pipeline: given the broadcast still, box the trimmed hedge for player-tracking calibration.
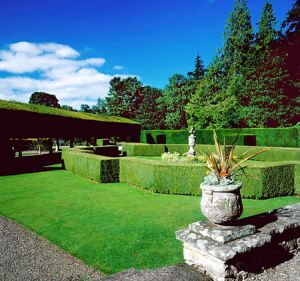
[122,143,300,162]
[61,146,299,198]
[119,158,295,199]
[121,143,167,156]
[62,149,119,183]
[119,158,204,195]
[141,127,300,148]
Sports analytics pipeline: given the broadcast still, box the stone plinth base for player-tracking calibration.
[176,203,300,281]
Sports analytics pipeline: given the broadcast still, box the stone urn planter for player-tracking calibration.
[200,182,243,225]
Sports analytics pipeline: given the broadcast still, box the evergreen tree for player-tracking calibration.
[106,77,143,119]
[159,74,194,129]
[238,1,297,127]
[256,1,277,47]
[186,54,238,128]
[238,50,291,127]
[188,54,205,80]
[279,0,300,125]
[135,86,164,129]
[281,0,300,35]
[223,0,253,74]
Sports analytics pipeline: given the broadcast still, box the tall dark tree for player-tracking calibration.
[159,74,195,129]
[256,1,277,47]
[135,86,164,129]
[279,0,300,124]
[187,0,254,129]
[223,0,253,74]
[280,0,300,82]
[29,92,60,108]
[188,54,205,80]
[106,77,143,119]
[186,54,238,128]
[281,0,300,35]
[237,1,299,127]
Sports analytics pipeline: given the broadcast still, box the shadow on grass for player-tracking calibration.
[0,164,64,176]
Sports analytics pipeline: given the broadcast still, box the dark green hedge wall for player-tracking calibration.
[122,144,300,162]
[141,127,300,148]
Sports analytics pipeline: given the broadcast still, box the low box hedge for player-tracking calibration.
[121,143,167,157]
[119,158,295,199]
[62,149,119,183]
[62,146,299,198]
[119,158,204,195]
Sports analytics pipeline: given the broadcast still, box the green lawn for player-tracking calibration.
[0,168,299,274]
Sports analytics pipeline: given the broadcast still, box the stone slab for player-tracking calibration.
[176,203,300,281]
[188,221,256,243]
[176,229,271,261]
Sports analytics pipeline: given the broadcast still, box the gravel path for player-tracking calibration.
[1,215,300,281]
[0,216,105,281]
[248,253,300,281]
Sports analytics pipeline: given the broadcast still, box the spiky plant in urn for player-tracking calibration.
[200,131,270,225]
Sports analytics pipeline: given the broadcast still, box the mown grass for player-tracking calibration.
[0,168,299,274]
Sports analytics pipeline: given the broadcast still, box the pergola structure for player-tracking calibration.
[0,100,141,172]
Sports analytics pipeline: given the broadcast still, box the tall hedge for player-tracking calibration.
[141,127,300,147]
[122,143,300,162]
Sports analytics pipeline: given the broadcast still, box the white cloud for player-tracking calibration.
[0,42,137,109]
[113,65,124,70]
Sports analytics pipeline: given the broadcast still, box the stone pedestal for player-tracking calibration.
[176,203,300,281]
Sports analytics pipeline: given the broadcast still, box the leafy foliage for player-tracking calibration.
[159,74,196,129]
[135,86,165,129]
[29,92,60,108]
[256,1,277,47]
[92,97,107,114]
[61,105,76,111]
[187,54,205,80]
[187,0,299,129]
[205,130,270,183]
[223,0,253,74]
[106,77,143,119]
[186,54,238,128]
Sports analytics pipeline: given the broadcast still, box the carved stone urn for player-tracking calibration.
[200,182,243,225]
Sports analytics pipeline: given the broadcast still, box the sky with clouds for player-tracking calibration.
[0,0,295,109]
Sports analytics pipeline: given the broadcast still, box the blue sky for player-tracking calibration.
[0,0,294,108]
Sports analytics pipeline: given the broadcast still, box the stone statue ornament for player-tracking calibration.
[200,131,270,225]
[187,126,196,157]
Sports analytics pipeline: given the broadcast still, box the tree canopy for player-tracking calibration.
[29,92,60,108]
